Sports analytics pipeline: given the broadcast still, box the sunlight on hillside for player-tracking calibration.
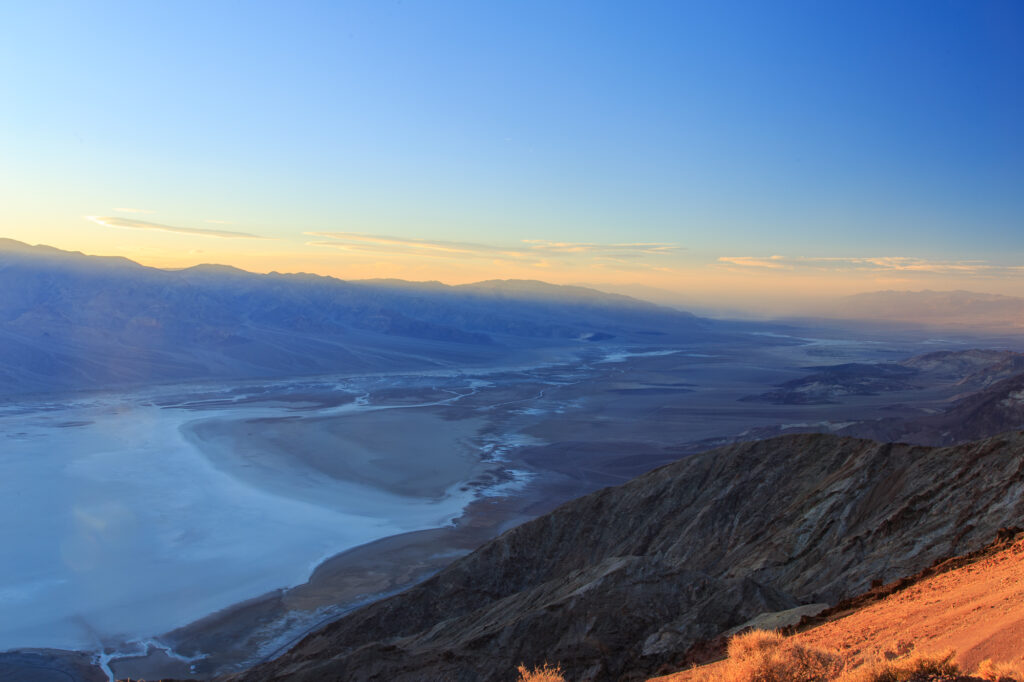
[681,629,1024,682]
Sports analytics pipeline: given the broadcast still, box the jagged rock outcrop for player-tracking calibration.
[230,431,1024,682]
[739,362,920,404]
[741,349,1024,406]
[842,372,1024,445]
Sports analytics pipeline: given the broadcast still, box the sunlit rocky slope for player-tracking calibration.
[653,529,1024,681]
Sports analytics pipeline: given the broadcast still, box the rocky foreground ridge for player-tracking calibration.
[229,431,1024,682]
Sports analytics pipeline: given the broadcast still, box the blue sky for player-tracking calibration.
[2,1,1022,307]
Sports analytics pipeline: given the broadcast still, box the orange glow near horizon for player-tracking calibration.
[8,222,1024,318]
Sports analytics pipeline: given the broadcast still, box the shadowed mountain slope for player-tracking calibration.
[841,371,1024,445]
[741,349,1024,406]
[230,431,1024,682]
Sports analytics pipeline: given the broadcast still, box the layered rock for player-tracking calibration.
[232,431,1024,682]
[843,371,1024,445]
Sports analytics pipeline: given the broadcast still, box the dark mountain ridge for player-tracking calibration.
[0,239,706,396]
[841,370,1024,446]
[742,349,1024,405]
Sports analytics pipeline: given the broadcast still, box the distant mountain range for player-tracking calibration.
[821,290,1024,329]
[0,239,705,396]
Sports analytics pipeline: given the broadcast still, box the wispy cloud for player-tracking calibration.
[719,254,1011,276]
[306,232,682,268]
[205,219,232,225]
[521,239,682,255]
[306,232,510,257]
[113,207,156,214]
[717,255,788,269]
[87,216,266,239]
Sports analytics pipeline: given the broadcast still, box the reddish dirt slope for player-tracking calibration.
[653,535,1024,681]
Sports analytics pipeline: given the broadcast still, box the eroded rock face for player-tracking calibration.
[843,372,1024,445]
[232,432,1024,682]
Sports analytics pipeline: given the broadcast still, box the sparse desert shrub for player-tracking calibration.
[686,630,1024,682]
[976,658,1024,682]
[836,650,960,682]
[516,661,565,682]
[691,628,844,682]
[726,629,788,660]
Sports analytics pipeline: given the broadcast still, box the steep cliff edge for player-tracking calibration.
[229,431,1024,682]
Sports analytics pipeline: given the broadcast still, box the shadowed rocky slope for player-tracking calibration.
[230,431,1024,682]
[841,371,1024,445]
[741,349,1024,406]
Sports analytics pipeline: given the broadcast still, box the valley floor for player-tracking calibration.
[7,327,1024,681]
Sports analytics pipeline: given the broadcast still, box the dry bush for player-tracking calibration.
[691,628,844,682]
[976,658,1024,682]
[685,629,1024,682]
[516,661,565,682]
[836,650,960,682]
[726,629,788,660]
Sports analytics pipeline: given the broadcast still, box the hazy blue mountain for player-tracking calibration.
[0,239,705,395]
[823,290,1024,330]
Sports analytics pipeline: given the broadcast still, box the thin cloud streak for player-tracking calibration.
[305,240,519,259]
[306,232,682,265]
[87,216,267,239]
[719,254,1016,276]
[718,256,788,269]
[306,232,508,256]
[521,239,682,255]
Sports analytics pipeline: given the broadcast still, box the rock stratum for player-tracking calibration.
[229,431,1024,682]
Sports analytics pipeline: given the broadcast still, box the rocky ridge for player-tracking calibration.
[0,239,705,396]
[841,371,1024,445]
[230,431,1024,682]
[741,349,1024,405]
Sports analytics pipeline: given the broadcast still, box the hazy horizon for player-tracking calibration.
[3,1,1023,314]
[9,235,1024,320]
